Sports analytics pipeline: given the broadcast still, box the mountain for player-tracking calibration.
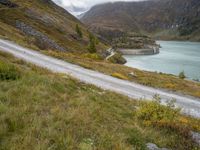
[60,4,87,16]
[0,0,107,54]
[77,12,86,19]
[81,0,200,41]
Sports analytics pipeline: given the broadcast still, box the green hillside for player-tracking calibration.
[0,51,200,149]
[0,0,107,54]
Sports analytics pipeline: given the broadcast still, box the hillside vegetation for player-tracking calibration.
[81,0,200,41]
[0,0,107,55]
[0,0,200,98]
[45,50,200,98]
[0,51,200,149]
[0,1,200,149]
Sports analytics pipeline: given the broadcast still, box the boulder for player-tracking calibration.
[128,72,137,77]
[146,143,169,150]
[191,131,200,145]
[107,52,127,64]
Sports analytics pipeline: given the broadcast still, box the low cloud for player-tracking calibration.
[52,0,139,15]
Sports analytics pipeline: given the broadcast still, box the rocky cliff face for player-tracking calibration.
[81,0,200,41]
[15,21,65,51]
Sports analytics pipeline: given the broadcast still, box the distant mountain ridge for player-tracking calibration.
[81,0,200,41]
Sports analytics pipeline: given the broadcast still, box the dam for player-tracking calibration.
[117,46,160,55]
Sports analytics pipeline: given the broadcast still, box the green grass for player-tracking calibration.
[0,61,21,81]
[0,51,199,150]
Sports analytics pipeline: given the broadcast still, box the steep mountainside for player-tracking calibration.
[81,0,200,41]
[0,0,107,54]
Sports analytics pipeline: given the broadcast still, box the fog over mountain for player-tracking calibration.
[52,0,140,15]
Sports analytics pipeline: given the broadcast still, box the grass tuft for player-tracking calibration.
[0,61,21,80]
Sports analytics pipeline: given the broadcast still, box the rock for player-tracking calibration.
[0,0,18,7]
[146,143,169,150]
[128,72,137,77]
[26,9,54,25]
[104,48,114,59]
[191,131,200,145]
[15,21,66,51]
[101,49,111,58]
[146,143,159,150]
[107,52,127,64]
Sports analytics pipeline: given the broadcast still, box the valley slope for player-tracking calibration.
[0,0,107,55]
[81,0,200,41]
[0,1,200,149]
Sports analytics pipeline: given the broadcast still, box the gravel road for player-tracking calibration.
[0,39,200,118]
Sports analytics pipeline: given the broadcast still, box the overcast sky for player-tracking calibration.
[52,0,139,16]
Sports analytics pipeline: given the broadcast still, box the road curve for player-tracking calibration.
[0,39,200,118]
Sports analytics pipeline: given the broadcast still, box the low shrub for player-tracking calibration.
[136,96,199,149]
[75,24,83,38]
[88,33,96,53]
[179,71,186,79]
[83,53,102,61]
[0,51,13,59]
[107,53,127,64]
[151,121,197,149]
[137,95,180,123]
[126,129,146,150]
[0,61,21,80]
[111,72,129,80]
[165,83,176,89]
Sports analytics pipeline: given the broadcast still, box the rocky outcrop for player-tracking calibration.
[191,131,200,146]
[25,9,55,26]
[15,21,66,51]
[0,0,18,7]
[146,143,169,150]
[106,49,127,64]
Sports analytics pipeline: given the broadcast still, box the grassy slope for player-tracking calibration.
[0,51,200,149]
[45,50,200,98]
[0,0,107,53]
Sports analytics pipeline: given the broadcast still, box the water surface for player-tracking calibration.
[124,41,200,80]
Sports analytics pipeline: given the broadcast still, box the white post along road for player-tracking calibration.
[0,39,200,118]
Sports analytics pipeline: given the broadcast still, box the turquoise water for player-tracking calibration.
[124,41,200,80]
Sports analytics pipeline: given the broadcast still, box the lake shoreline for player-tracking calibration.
[124,41,200,81]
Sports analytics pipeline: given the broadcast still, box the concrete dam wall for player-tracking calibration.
[117,47,160,55]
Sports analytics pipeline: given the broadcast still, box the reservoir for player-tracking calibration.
[124,41,200,80]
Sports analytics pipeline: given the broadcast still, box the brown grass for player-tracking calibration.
[44,50,200,98]
[0,51,199,149]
